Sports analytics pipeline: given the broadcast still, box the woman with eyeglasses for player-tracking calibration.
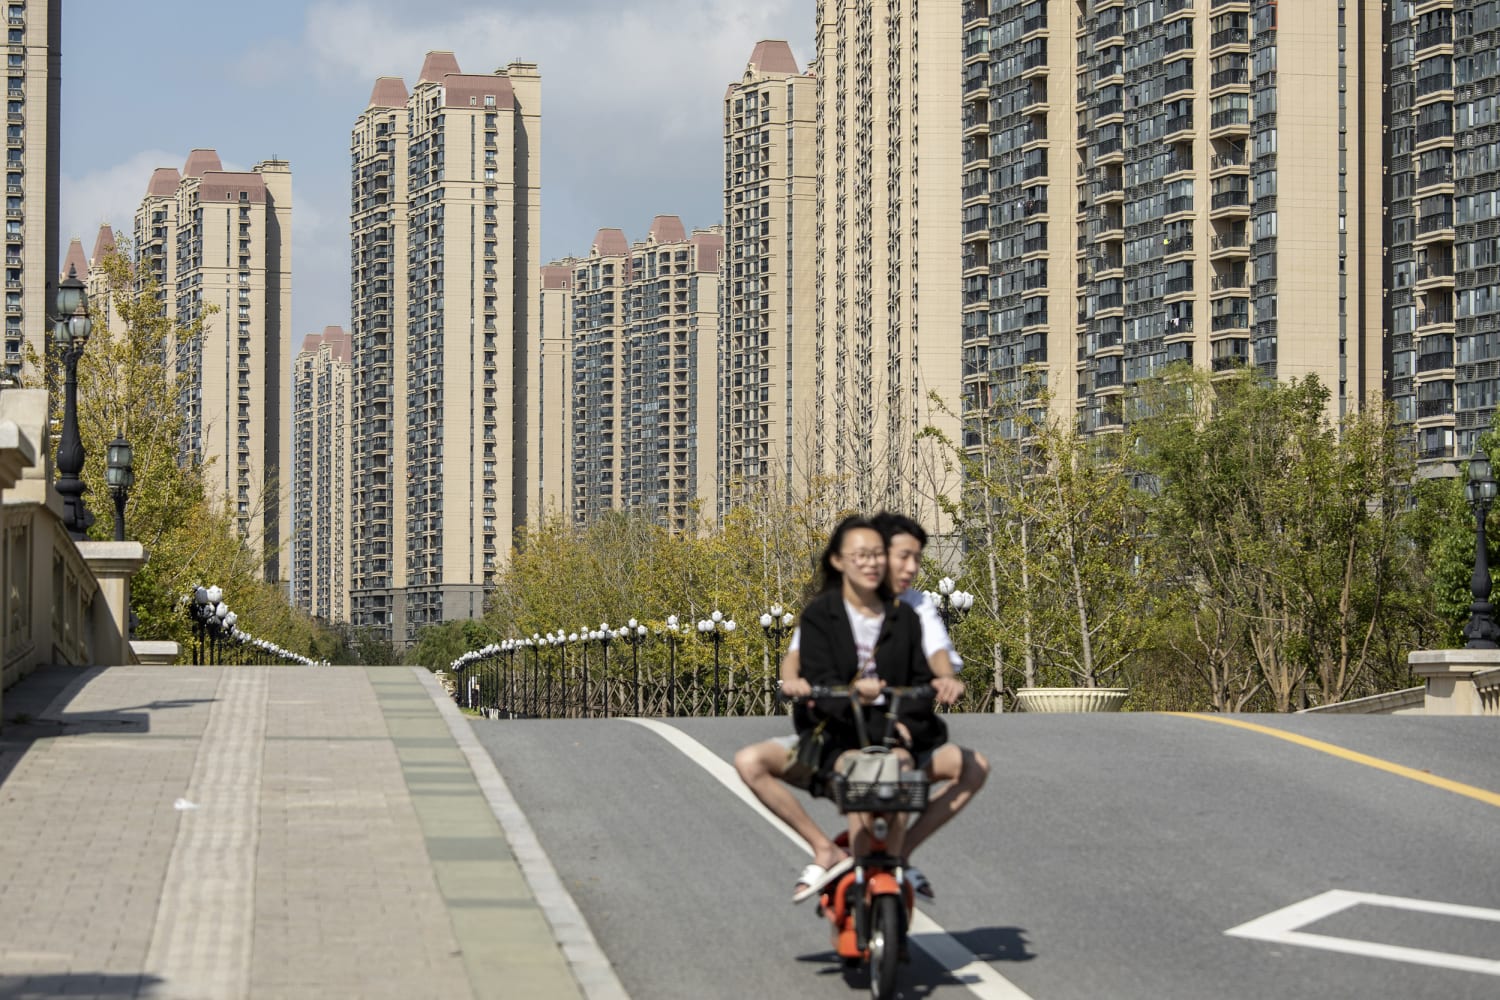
[790,514,947,867]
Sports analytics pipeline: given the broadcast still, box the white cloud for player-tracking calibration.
[59,148,181,254]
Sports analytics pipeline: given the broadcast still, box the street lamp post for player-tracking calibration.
[529,634,541,717]
[696,611,737,717]
[926,576,976,632]
[759,605,795,714]
[105,436,133,541]
[595,625,614,718]
[1464,448,1500,648]
[190,585,223,665]
[620,620,648,715]
[661,616,685,717]
[52,267,94,540]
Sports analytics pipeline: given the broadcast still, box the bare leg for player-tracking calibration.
[904,745,989,856]
[734,741,845,879]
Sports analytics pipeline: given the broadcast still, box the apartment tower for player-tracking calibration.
[964,0,1078,435]
[720,41,817,512]
[1385,0,1500,467]
[349,76,410,639]
[533,261,575,520]
[291,326,352,624]
[814,0,964,518]
[570,229,629,523]
[6,0,60,383]
[570,220,723,531]
[350,53,540,642]
[132,150,292,581]
[1050,1,1386,434]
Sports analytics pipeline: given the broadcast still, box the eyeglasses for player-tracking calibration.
[840,549,886,566]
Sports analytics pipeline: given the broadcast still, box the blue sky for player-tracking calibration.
[61,0,810,346]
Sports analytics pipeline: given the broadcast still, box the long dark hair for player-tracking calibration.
[816,514,891,598]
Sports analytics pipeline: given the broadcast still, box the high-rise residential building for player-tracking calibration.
[348,53,541,643]
[814,0,964,518]
[6,0,60,384]
[131,150,292,581]
[720,40,818,512]
[82,224,125,335]
[570,229,630,523]
[971,2,1384,444]
[292,326,352,624]
[1450,0,1500,460]
[349,76,411,640]
[1386,0,1499,468]
[533,261,576,520]
[570,219,723,532]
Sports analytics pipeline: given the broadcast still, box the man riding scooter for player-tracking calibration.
[733,512,989,903]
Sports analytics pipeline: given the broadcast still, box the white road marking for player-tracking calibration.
[1226,889,1500,977]
[626,717,1035,1000]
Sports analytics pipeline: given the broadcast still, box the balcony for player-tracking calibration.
[1210,27,1248,50]
[1417,163,1454,189]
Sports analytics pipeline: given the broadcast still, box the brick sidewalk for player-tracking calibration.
[0,666,592,1000]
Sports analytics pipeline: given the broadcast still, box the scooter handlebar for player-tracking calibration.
[777,682,935,702]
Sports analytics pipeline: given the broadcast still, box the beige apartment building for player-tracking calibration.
[969,2,1384,441]
[5,0,59,384]
[533,260,575,520]
[349,53,541,643]
[720,40,818,514]
[814,0,965,521]
[132,150,292,582]
[349,76,410,639]
[292,326,352,624]
[569,220,723,532]
[80,224,125,336]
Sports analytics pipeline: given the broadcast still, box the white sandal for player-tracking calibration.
[792,856,853,904]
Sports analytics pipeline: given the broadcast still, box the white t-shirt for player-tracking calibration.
[844,600,885,679]
[788,588,964,673]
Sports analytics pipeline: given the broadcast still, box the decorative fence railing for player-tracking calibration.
[1477,667,1500,716]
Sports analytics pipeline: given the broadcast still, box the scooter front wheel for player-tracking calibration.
[867,893,904,999]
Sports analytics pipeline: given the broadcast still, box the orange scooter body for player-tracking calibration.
[822,867,913,959]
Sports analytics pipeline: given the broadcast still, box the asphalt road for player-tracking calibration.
[471,713,1500,1000]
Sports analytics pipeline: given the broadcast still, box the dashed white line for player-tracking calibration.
[626,717,1035,1000]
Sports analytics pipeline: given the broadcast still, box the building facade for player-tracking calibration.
[349,77,411,640]
[967,1,1385,445]
[533,261,575,520]
[570,220,722,532]
[814,0,965,519]
[132,150,292,582]
[348,53,541,644]
[291,326,352,624]
[7,0,60,384]
[720,41,818,512]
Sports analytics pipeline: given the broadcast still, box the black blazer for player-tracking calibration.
[795,588,945,757]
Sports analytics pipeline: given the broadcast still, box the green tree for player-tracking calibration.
[61,243,330,659]
[1135,368,1413,711]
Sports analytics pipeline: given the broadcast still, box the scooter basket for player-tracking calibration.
[832,773,929,813]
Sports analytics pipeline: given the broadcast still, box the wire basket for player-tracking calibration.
[832,774,930,813]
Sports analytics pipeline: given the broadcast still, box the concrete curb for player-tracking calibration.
[413,668,629,1000]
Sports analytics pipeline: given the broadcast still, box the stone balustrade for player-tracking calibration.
[0,389,161,721]
[1476,666,1500,716]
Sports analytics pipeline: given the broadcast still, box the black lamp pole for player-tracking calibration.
[621,620,647,715]
[1464,448,1500,648]
[52,267,93,541]
[106,435,133,541]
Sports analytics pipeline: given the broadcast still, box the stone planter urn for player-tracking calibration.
[1014,687,1130,713]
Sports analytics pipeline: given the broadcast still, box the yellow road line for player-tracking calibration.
[1175,713,1500,809]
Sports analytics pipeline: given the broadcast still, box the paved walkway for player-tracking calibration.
[0,665,614,1000]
